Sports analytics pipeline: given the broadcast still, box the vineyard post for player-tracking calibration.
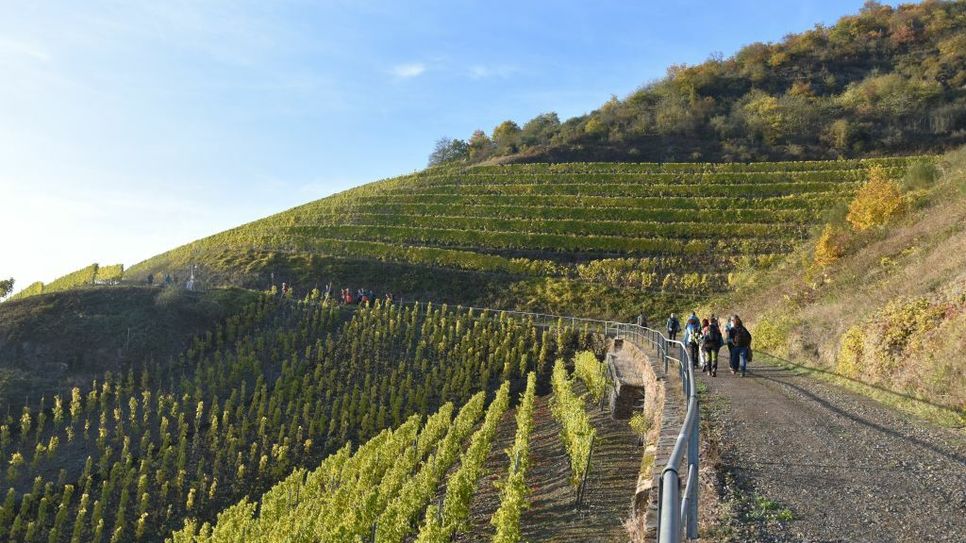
[575,434,595,509]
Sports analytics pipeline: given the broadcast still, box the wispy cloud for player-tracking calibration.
[390,62,426,78]
[0,37,51,62]
[467,64,518,79]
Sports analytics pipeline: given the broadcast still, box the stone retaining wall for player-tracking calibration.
[608,337,686,538]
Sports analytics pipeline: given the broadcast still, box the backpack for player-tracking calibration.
[735,326,752,348]
[704,324,723,350]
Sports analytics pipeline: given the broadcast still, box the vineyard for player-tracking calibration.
[124,157,929,319]
[0,294,607,543]
[170,353,625,543]
[8,264,124,302]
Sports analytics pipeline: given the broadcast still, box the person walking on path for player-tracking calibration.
[701,317,723,376]
[685,315,701,368]
[725,316,735,367]
[731,315,752,377]
[666,313,680,341]
[686,311,700,332]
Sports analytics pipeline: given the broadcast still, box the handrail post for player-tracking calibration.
[659,468,681,542]
[687,406,699,539]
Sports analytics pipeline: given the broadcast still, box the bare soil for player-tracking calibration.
[459,383,642,542]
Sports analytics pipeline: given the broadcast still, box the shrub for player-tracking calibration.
[628,412,652,440]
[752,313,797,356]
[835,326,864,378]
[846,165,904,231]
[901,159,939,191]
[814,223,849,267]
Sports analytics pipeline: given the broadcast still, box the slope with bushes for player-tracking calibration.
[710,146,966,425]
[0,287,258,412]
[433,1,964,165]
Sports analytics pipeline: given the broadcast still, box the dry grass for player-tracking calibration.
[706,147,966,426]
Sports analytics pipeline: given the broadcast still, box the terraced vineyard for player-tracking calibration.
[172,354,625,543]
[0,296,603,543]
[127,157,927,319]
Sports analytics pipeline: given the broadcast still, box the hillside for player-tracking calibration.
[0,287,258,412]
[708,146,966,424]
[125,157,927,320]
[0,299,605,543]
[434,0,965,165]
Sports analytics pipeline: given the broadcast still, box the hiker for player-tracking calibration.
[666,313,681,341]
[701,317,723,377]
[725,316,735,365]
[685,316,701,368]
[731,315,753,377]
[686,311,700,332]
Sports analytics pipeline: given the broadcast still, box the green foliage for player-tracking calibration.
[901,159,940,191]
[746,495,794,522]
[0,297,585,543]
[490,373,537,543]
[8,281,43,301]
[6,263,124,302]
[428,138,468,166]
[125,157,927,322]
[751,313,798,356]
[573,351,607,403]
[549,359,595,489]
[96,265,124,283]
[0,279,13,299]
[45,264,98,294]
[846,166,905,231]
[442,2,964,164]
[814,223,849,267]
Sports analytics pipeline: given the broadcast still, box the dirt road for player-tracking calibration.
[701,362,966,542]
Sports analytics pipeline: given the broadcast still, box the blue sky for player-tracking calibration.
[1,0,874,291]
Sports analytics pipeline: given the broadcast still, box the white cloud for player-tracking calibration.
[0,37,51,63]
[390,62,426,78]
[468,64,517,79]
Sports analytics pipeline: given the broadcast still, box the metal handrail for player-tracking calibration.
[616,325,699,542]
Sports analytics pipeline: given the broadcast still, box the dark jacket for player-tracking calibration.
[667,317,680,332]
[733,325,752,348]
[702,324,723,351]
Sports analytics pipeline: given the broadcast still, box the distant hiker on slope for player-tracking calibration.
[701,317,723,377]
[667,313,680,341]
[730,315,752,377]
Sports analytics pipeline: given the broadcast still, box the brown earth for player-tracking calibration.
[458,382,642,542]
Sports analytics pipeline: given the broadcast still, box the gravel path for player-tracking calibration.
[701,362,966,542]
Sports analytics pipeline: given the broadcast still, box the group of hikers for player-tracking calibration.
[270,281,395,306]
[665,311,753,377]
[338,287,393,305]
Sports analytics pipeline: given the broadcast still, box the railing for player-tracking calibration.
[620,325,699,542]
[394,302,699,541]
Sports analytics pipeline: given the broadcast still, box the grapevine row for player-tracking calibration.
[490,372,537,543]
[549,359,596,488]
